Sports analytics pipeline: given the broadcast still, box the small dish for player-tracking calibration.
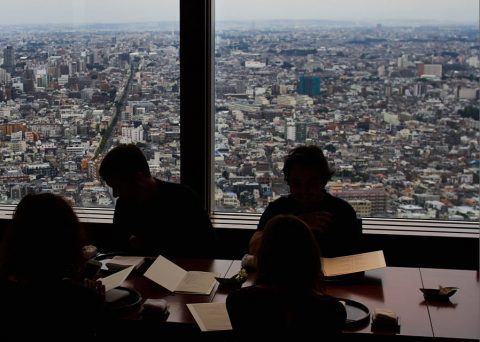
[420,287,458,301]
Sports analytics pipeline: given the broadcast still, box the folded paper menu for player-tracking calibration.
[321,250,386,277]
[187,303,232,332]
[144,255,220,295]
[99,265,135,292]
[106,256,145,271]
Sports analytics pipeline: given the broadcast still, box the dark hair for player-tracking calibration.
[99,144,151,182]
[256,215,324,292]
[0,193,85,281]
[283,145,334,184]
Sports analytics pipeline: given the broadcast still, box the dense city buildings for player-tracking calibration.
[213,22,479,221]
[0,25,180,207]
[0,20,478,222]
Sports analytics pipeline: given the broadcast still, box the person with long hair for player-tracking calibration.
[0,193,105,339]
[227,215,346,340]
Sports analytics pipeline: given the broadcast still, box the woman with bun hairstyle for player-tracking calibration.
[227,214,346,340]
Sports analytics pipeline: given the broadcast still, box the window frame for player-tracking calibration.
[0,0,477,242]
[207,0,478,239]
[180,0,215,210]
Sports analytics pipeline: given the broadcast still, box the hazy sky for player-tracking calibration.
[0,0,477,25]
[217,0,478,23]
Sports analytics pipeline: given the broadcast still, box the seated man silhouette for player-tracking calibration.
[227,215,347,340]
[99,144,217,258]
[250,145,363,258]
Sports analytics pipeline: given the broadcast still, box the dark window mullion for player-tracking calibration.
[180,0,214,211]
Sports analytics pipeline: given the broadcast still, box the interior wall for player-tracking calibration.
[0,220,477,270]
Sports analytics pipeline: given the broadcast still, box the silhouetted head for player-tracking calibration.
[99,144,151,198]
[283,145,334,205]
[0,193,85,282]
[256,215,323,292]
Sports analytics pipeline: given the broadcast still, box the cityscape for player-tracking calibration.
[0,19,478,221]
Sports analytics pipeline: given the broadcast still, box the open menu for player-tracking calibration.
[99,265,134,292]
[187,303,232,331]
[321,250,386,277]
[144,255,220,295]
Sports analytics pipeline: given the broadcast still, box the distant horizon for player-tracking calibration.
[0,18,477,30]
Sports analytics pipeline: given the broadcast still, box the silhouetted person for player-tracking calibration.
[227,215,346,340]
[99,143,217,258]
[250,145,362,257]
[0,193,105,339]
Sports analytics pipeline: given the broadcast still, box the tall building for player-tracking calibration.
[416,63,442,78]
[295,122,307,143]
[457,87,478,100]
[397,54,409,69]
[0,68,11,83]
[414,82,427,96]
[385,83,392,97]
[272,84,288,95]
[297,75,320,97]
[285,119,296,141]
[348,199,372,217]
[377,65,386,77]
[121,124,145,144]
[335,188,388,216]
[3,46,15,74]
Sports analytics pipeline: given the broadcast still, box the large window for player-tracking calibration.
[0,0,180,208]
[214,0,479,222]
[0,0,478,232]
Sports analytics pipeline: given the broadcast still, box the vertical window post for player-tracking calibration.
[180,0,214,212]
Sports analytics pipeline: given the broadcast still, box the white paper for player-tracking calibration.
[144,255,220,294]
[187,303,232,332]
[144,255,187,292]
[175,271,218,295]
[99,265,134,292]
[321,250,386,277]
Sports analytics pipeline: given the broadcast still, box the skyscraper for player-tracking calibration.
[297,75,320,97]
[295,122,307,143]
[285,119,296,141]
[416,63,442,78]
[3,46,15,74]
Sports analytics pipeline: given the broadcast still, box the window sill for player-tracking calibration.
[0,206,477,239]
[0,205,114,224]
[211,212,479,239]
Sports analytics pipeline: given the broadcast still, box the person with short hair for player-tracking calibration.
[227,215,346,340]
[249,145,362,257]
[99,143,217,258]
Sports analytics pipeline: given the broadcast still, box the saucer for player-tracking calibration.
[420,287,458,301]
